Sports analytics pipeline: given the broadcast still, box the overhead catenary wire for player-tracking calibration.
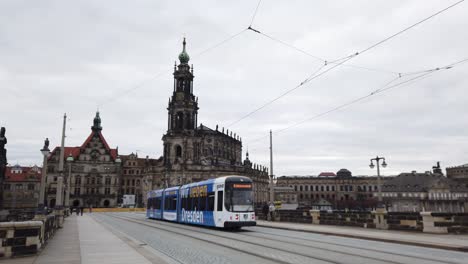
[249,0,263,27]
[246,57,468,145]
[229,0,465,128]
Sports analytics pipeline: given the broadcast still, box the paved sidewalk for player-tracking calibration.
[257,220,468,252]
[7,214,154,264]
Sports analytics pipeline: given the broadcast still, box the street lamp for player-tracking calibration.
[115,156,122,205]
[38,138,50,214]
[369,156,387,208]
[65,153,74,214]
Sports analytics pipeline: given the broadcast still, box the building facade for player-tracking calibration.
[46,113,121,208]
[276,169,392,210]
[2,165,41,209]
[446,163,468,187]
[382,171,468,213]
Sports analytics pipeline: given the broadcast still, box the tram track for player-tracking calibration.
[245,228,463,264]
[128,212,465,264]
[100,213,338,264]
[102,212,439,264]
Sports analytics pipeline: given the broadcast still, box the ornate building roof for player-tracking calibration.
[48,112,118,161]
[382,172,468,192]
[5,165,41,182]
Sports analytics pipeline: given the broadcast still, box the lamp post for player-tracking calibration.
[65,153,74,215]
[369,156,387,208]
[115,156,121,206]
[38,138,50,214]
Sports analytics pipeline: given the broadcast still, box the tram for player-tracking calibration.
[146,176,256,228]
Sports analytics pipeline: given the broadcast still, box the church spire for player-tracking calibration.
[178,37,190,64]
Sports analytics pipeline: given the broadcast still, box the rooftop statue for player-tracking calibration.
[0,127,7,181]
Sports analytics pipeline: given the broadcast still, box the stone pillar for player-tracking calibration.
[421,212,449,234]
[54,176,64,228]
[372,207,388,229]
[310,209,320,224]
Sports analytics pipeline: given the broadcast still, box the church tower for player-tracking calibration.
[167,38,198,133]
[163,38,199,166]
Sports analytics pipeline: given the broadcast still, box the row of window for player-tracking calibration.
[180,192,216,211]
[3,183,36,191]
[293,185,378,192]
[299,193,374,200]
[124,179,140,186]
[147,191,224,212]
[73,187,111,195]
[124,169,141,175]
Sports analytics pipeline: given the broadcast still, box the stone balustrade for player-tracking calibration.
[289,210,468,234]
[0,221,43,257]
[421,212,468,234]
[0,214,59,258]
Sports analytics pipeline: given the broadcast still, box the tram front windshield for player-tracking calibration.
[225,182,254,212]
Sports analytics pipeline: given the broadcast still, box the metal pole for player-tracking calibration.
[269,130,274,204]
[65,161,71,208]
[38,153,48,210]
[376,156,382,204]
[56,113,66,208]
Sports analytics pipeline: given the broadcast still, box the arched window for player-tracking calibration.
[176,145,182,158]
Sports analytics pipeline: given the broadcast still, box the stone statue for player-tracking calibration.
[0,127,7,210]
[0,127,7,177]
[42,137,50,151]
[0,127,6,152]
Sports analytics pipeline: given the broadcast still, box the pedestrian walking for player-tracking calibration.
[89,205,92,213]
[80,206,83,216]
[269,202,275,221]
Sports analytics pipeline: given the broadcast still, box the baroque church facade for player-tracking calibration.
[45,39,269,208]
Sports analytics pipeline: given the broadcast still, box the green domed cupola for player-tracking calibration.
[178,38,190,64]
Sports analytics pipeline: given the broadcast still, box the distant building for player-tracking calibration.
[274,186,298,210]
[446,163,468,187]
[120,153,162,207]
[276,169,390,210]
[2,165,41,209]
[318,172,336,177]
[46,112,121,208]
[382,171,468,212]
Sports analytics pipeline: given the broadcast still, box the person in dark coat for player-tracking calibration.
[80,207,84,216]
[262,203,269,220]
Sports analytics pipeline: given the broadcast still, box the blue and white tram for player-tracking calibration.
[146,175,256,228]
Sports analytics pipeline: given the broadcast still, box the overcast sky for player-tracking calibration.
[1,0,467,177]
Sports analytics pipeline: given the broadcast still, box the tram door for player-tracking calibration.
[214,187,224,227]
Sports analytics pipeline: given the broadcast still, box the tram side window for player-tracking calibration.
[164,197,170,210]
[208,192,215,211]
[193,196,199,210]
[187,196,192,210]
[172,197,177,210]
[217,191,223,211]
[155,197,161,210]
[147,198,152,209]
[199,196,206,211]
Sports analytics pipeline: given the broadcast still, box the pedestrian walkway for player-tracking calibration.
[257,220,468,252]
[7,214,154,264]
